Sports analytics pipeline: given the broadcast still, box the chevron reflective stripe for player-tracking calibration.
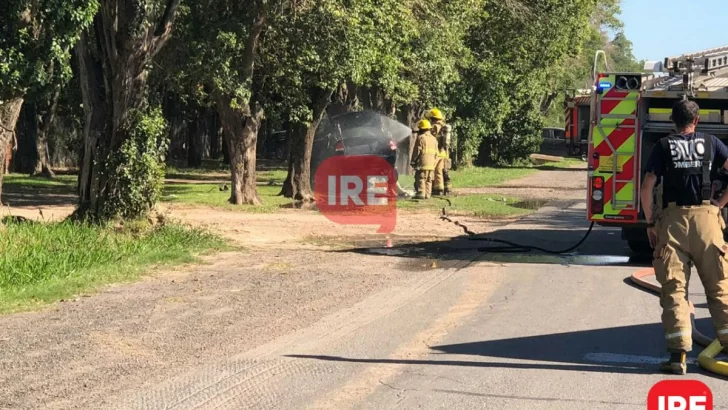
[588,74,640,222]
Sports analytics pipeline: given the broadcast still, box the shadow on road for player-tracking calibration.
[332,225,652,269]
[287,318,723,376]
[326,201,655,268]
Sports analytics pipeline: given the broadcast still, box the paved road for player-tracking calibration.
[105,201,728,410]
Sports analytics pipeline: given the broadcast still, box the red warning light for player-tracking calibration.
[593,178,604,190]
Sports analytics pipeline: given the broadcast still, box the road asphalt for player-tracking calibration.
[103,200,728,410]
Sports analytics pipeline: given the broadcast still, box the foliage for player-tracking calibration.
[450,0,642,165]
[0,0,98,100]
[102,106,169,220]
[542,0,642,126]
[0,220,226,313]
[257,1,355,125]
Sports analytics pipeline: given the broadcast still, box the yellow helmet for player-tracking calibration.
[428,108,444,121]
[417,119,432,130]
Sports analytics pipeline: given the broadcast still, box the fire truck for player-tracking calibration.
[564,89,593,157]
[587,45,728,253]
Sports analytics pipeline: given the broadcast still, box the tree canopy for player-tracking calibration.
[1,0,645,219]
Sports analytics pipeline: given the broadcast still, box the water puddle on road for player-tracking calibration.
[511,200,548,210]
[473,252,647,267]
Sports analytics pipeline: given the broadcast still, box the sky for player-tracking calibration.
[620,0,727,62]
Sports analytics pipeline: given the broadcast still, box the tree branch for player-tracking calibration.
[150,0,182,57]
[242,9,267,83]
[254,104,265,123]
[154,0,182,37]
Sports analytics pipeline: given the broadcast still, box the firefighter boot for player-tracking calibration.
[659,351,687,375]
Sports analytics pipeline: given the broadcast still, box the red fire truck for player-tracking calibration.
[564,89,592,157]
[587,45,728,253]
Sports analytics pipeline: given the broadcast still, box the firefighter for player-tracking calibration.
[428,108,453,196]
[410,119,438,199]
[641,99,728,375]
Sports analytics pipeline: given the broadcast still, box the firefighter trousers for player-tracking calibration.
[653,202,728,352]
[414,170,434,199]
[433,157,452,195]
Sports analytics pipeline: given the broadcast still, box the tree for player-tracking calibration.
[0,0,98,202]
[453,0,604,165]
[163,0,268,205]
[73,0,181,221]
[541,0,643,127]
[266,1,360,201]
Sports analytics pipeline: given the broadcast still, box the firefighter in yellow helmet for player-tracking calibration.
[410,119,439,199]
[428,108,453,196]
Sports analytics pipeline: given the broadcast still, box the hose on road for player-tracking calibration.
[436,196,728,375]
[630,268,728,375]
[437,197,595,255]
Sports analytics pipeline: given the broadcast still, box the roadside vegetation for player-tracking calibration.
[0,219,226,313]
[0,0,632,312]
[5,157,579,218]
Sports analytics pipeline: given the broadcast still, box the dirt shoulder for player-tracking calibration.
[0,166,586,408]
[455,165,587,201]
[0,249,437,409]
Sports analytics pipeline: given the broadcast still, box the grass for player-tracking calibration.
[165,160,288,183]
[396,194,545,218]
[162,183,296,212]
[0,220,228,314]
[2,156,582,214]
[3,174,76,193]
[396,158,584,190]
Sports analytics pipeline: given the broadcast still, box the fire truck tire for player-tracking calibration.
[627,239,653,255]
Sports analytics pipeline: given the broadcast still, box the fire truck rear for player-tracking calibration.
[587,45,728,253]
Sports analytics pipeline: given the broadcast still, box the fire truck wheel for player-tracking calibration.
[627,239,653,255]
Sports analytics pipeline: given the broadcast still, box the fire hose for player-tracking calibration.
[437,197,595,254]
[631,269,728,375]
[437,197,728,375]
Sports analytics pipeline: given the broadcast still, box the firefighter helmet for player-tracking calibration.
[428,108,444,121]
[417,119,432,130]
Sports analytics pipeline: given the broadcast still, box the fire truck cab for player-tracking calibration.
[587,45,728,253]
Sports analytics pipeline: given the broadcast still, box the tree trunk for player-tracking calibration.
[540,92,557,115]
[280,90,333,201]
[221,128,230,165]
[211,6,265,203]
[397,104,419,176]
[217,96,263,205]
[360,86,372,111]
[32,87,61,178]
[0,97,25,204]
[327,82,359,117]
[73,0,181,221]
[187,115,203,168]
[210,111,221,160]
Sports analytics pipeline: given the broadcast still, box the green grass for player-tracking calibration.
[165,161,288,184]
[0,220,228,314]
[396,194,545,218]
[396,159,583,190]
[2,158,581,214]
[3,174,76,193]
[162,183,296,212]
